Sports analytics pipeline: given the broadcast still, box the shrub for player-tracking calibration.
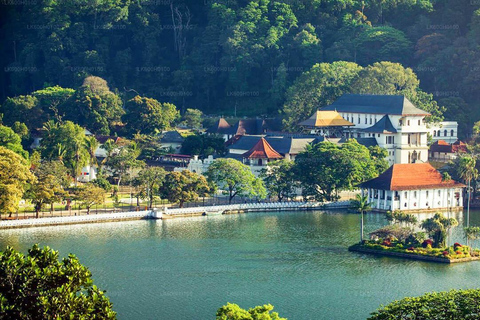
[422,239,433,248]
[369,289,480,319]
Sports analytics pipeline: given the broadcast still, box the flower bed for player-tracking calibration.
[349,240,480,263]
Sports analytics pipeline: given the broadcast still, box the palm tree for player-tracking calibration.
[350,194,373,242]
[458,156,478,228]
[421,213,458,248]
[55,143,66,164]
[464,226,480,249]
[84,136,99,168]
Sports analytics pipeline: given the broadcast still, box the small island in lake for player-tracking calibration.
[349,211,480,264]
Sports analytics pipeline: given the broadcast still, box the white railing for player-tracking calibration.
[0,210,152,228]
[0,200,350,229]
[162,201,325,216]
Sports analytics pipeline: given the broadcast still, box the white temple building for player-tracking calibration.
[360,163,465,212]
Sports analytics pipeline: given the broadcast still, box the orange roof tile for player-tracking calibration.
[430,140,467,154]
[243,138,283,159]
[299,110,354,128]
[361,163,466,191]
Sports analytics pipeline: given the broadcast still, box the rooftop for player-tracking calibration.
[229,135,317,155]
[360,163,465,191]
[360,115,397,133]
[299,110,354,128]
[322,94,430,116]
[243,138,283,159]
[206,118,231,134]
[160,131,184,143]
[430,140,467,154]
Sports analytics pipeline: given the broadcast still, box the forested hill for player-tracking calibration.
[1,0,479,131]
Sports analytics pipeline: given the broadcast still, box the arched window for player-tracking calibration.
[433,130,436,137]
[444,130,447,137]
[451,130,454,137]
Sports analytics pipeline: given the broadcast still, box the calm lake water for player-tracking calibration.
[1,209,480,320]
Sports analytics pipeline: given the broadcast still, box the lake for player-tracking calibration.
[1,209,480,320]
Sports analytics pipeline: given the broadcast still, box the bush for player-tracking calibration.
[369,289,480,319]
[91,177,112,192]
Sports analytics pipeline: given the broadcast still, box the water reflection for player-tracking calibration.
[0,210,480,320]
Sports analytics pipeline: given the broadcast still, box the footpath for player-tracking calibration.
[0,200,351,229]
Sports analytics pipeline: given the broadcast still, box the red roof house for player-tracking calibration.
[360,163,465,212]
[361,163,465,191]
[242,138,283,162]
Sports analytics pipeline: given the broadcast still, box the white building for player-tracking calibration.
[174,155,215,175]
[427,121,458,144]
[360,163,465,212]
[321,94,430,165]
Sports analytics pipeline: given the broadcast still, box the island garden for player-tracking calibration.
[349,203,480,263]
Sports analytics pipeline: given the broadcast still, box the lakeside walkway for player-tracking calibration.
[0,200,351,229]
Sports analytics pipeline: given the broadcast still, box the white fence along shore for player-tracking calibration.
[0,201,351,229]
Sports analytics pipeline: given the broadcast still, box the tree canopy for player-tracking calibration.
[0,146,35,217]
[2,0,478,135]
[369,289,480,320]
[294,139,385,201]
[122,96,179,136]
[40,121,92,180]
[0,244,116,319]
[160,170,210,208]
[206,158,266,203]
[216,303,286,320]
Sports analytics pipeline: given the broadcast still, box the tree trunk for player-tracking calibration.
[179,201,184,208]
[87,207,90,215]
[360,211,364,242]
[467,179,471,228]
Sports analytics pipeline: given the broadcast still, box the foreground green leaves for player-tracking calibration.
[369,289,480,320]
[216,303,286,320]
[0,245,116,319]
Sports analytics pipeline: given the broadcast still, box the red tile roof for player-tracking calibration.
[430,140,467,154]
[243,138,283,159]
[360,163,466,191]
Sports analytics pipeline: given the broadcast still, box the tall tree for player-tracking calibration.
[0,125,28,159]
[294,139,382,201]
[132,167,166,209]
[180,134,227,158]
[457,156,478,228]
[40,121,91,183]
[259,159,297,201]
[350,194,373,242]
[75,184,105,215]
[182,108,203,129]
[282,61,362,131]
[0,146,35,218]
[26,165,66,218]
[206,158,266,204]
[160,170,210,208]
[122,96,179,136]
[105,142,143,187]
[63,77,124,135]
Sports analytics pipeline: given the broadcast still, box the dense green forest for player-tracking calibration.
[1,0,480,135]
